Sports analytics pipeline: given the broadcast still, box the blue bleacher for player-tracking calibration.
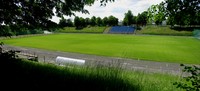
[109,26,135,34]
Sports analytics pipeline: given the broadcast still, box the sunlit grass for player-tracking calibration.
[56,27,106,33]
[2,34,200,64]
[137,26,193,36]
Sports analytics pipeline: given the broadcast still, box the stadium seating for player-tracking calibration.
[109,26,135,34]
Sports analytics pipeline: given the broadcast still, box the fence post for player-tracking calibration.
[44,56,45,63]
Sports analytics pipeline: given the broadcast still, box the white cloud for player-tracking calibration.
[51,0,164,23]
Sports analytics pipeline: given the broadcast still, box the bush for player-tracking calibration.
[173,64,200,91]
[30,28,44,34]
[15,27,30,35]
[0,25,14,37]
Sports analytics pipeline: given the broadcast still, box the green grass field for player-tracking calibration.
[56,27,107,33]
[137,26,193,36]
[2,34,200,64]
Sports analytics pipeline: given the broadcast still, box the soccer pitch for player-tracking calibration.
[2,34,200,64]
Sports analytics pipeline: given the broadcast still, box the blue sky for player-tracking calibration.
[51,0,164,23]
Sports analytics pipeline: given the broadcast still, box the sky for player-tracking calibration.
[51,0,164,23]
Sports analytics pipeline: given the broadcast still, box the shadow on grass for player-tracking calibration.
[1,58,140,91]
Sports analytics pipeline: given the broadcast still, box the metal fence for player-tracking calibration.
[2,46,56,64]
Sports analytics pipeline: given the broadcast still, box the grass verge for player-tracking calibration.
[1,58,180,91]
[137,26,193,36]
[56,27,107,33]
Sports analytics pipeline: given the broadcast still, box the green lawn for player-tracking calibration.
[137,26,193,36]
[2,34,200,64]
[56,27,107,33]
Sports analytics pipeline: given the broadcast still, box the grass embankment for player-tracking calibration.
[1,59,180,91]
[137,26,193,36]
[2,34,200,64]
[56,27,107,33]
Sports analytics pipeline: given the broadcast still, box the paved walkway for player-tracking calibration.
[3,45,192,76]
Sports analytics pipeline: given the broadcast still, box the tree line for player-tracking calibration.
[147,0,200,26]
[123,10,148,26]
[59,15,118,28]
[59,10,149,28]
[0,0,114,36]
[60,0,200,28]
[123,0,200,27]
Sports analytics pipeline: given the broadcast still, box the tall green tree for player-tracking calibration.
[74,16,81,28]
[79,17,86,27]
[123,10,134,26]
[66,19,74,27]
[0,0,114,29]
[74,17,86,28]
[165,0,200,26]
[96,17,103,26]
[102,17,109,26]
[132,16,137,25]
[59,17,67,28]
[108,15,118,26]
[85,18,91,26]
[90,16,97,26]
[147,2,166,25]
[137,11,148,26]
